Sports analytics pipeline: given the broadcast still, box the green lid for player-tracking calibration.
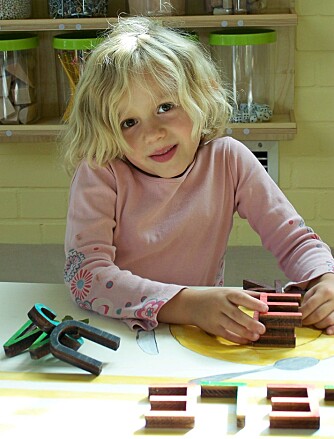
[53,31,105,50]
[0,33,38,51]
[209,28,276,46]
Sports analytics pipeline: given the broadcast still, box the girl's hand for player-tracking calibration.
[300,273,334,335]
[158,287,268,344]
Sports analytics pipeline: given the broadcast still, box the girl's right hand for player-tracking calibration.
[157,287,268,344]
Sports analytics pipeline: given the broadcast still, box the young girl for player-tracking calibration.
[63,17,334,344]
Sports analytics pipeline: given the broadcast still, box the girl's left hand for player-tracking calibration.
[300,273,334,334]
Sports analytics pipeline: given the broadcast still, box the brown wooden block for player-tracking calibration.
[271,397,310,411]
[267,384,308,398]
[267,384,320,429]
[324,386,334,401]
[267,302,300,312]
[264,327,295,337]
[149,395,190,411]
[252,336,296,348]
[148,384,191,396]
[259,311,302,328]
[145,411,195,428]
[243,279,275,291]
[200,383,247,428]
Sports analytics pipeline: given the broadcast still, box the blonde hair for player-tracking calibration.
[62,16,232,174]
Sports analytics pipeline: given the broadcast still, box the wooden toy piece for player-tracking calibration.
[145,411,195,428]
[28,303,59,333]
[18,102,38,124]
[3,319,43,357]
[324,385,334,401]
[149,395,190,411]
[267,384,320,429]
[50,319,120,375]
[258,311,302,328]
[252,292,302,348]
[243,279,276,292]
[200,382,247,428]
[29,329,83,360]
[148,384,191,396]
[146,384,197,429]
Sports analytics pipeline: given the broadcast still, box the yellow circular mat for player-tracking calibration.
[170,324,333,366]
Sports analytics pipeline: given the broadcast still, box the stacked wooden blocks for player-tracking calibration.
[145,384,196,429]
[267,384,320,429]
[243,279,303,348]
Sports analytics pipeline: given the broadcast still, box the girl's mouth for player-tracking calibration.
[150,145,177,163]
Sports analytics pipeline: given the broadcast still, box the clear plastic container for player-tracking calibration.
[53,32,104,120]
[48,0,108,18]
[128,0,186,16]
[209,28,276,123]
[0,0,32,19]
[205,0,267,14]
[0,33,39,125]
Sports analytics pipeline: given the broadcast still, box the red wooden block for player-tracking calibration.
[262,293,302,305]
[267,302,300,312]
[267,384,320,429]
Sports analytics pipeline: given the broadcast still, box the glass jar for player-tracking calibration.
[128,0,186,16]
[0,33,39,124]
[53,32,104,120]
[48,0,108,18]
[209,28,276,123]
[0,0,32,19]
[205,0,267,14]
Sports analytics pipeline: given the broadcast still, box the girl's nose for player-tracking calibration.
[144,119,166,143]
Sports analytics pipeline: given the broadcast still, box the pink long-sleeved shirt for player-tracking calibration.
[64,137,334,330]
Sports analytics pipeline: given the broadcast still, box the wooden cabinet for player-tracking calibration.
[0,0,297,142]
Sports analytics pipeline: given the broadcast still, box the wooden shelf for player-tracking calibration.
[0,7,297,142]
[0,112,296,142]
[0,9,297,32]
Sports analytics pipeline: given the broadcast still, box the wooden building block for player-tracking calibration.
[252,335,296,348]
[324,385,334,401]
[243,279,276,292]
[259,311,302,328]
[3,319,43,357]
[200,382,247,428]
[145,411,195,428]
[149,395,190,411]
[50,319,120,375]
[148,384,191,396]
[267,302,300,312]
[267,384,320,429]
[262,293,302,305]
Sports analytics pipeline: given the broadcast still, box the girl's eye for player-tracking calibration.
[158,103,174,113]
[121,118,137,129]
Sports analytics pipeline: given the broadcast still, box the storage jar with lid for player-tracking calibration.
[0,0,32,19]
[0,33,39,125]
[128,0,186,16]
[53,31,104,120]
[209,28,276,123]
[48,0,108,18]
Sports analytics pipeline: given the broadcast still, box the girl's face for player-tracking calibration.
[119,78,201,178]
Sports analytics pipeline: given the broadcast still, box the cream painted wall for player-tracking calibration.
[0,0,333,246]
